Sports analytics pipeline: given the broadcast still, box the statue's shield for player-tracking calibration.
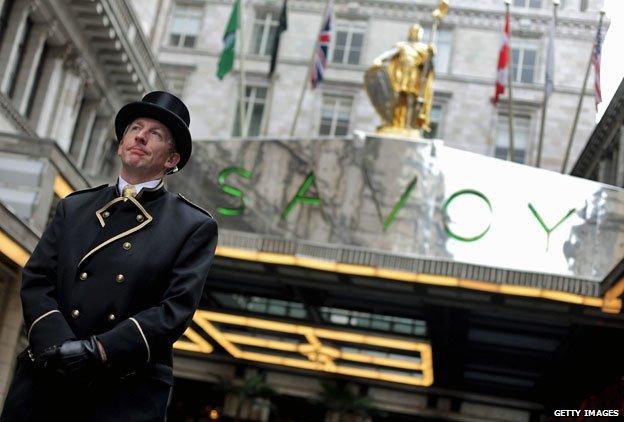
[364,65,398,124]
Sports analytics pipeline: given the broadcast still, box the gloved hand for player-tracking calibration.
[55,336,105,381]
[31,345,60,370]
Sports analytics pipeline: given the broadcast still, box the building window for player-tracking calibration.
[513,0,542,8]
[580,0,589,11]
[423,104,442,139]
[162,64,195,98]
[422,28,452,74]
[496,113,530,163]
[250,10,278,56]
[213,293,308,319]
[331,21,365,65]
[320,307,427,336]
[320,95,352,136]
[233,85,267,137]
[168,5,203,48]
[511,47,537,83]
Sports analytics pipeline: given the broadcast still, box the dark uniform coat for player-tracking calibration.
[1,182,218,421]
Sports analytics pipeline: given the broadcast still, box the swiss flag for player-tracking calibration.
[492,11,510,105]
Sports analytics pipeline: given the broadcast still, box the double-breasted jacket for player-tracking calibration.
[2,181,218,421]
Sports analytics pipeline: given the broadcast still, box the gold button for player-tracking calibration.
[102,211,110,218]
[136,214,144,222]
[108,314,116,322]
[71,309,80,318]
[122,242,132,250]
[79,272,88,280]
[116,274,125,283]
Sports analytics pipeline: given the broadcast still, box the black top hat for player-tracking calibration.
[115,91,192,171]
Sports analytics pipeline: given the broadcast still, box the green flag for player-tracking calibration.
[217,0,240,80]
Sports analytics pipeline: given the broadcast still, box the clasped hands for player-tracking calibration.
[33,336,106,383]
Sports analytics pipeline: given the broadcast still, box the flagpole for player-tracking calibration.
[505,0,515,162]
[262,73,275,135]
[238,0,247,138]
[561,10,604,174]
[263,0,287,136]
[536,0,558,168]
[289,0,332,137]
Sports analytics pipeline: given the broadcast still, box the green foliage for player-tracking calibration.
[317,381,374,419]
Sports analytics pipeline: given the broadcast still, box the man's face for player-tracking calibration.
[117,117,180,177]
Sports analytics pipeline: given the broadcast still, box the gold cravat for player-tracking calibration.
[122,185,137,198]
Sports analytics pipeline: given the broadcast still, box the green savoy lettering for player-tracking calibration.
[215,168,577,247]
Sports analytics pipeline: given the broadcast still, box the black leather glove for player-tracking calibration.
[55,336,104,380]
[31,345,60,370]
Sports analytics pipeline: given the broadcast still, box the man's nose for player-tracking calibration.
[135,129,148,144]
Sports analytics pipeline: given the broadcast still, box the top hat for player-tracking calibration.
[115,91,192,171]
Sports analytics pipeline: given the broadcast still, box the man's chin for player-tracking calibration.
[123,155,146,165]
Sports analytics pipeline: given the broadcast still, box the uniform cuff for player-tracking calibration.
[28,310,75,356]
[96,318,150,373]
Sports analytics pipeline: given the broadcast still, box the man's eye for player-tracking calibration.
[151,130,162,140]
[131,125,141,131]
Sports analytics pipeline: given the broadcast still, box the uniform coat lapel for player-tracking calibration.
[76,182,163,269]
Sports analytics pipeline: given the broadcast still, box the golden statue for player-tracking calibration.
[364,1,448,138]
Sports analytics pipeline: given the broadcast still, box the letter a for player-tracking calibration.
[281,172,322,220]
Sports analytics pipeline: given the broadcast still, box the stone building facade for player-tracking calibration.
[0,0,166,404]
[135,0,604,172]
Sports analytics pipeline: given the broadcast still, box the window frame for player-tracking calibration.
[423,103,444,140]
[319,93,354,136]
[422,27,453,74]
[249,9,280,56]
[232,82,269,137]
[495,112,533,164]
[330,20,367,66]
[510,40,538,84]
[167,4,204,48]
[512,0,542,9]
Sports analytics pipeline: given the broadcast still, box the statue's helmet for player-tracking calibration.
[408,24,424,42]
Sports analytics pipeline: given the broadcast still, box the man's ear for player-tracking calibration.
[117,139,123,157]
[165,152,181,171]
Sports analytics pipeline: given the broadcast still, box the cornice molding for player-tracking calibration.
[571,79,624,177]
[206,0,603,38]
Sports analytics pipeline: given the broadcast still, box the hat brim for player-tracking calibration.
[114,102,192,171]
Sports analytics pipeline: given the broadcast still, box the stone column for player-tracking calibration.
[70,96,99,167]
[13,23,48,115]
[30,46,68,135]
[49,62,85,152]
[0,0,31,94]
[83,112,114,175]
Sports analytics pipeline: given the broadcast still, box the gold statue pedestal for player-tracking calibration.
[376,125,423,139]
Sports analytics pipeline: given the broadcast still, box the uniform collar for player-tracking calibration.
[116,176,166,201]
[118,176,160,194]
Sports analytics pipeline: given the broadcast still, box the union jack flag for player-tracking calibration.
[591,17,604,110]
[310,1,333,89]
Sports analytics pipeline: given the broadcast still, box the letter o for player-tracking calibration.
[442,189,492,242]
